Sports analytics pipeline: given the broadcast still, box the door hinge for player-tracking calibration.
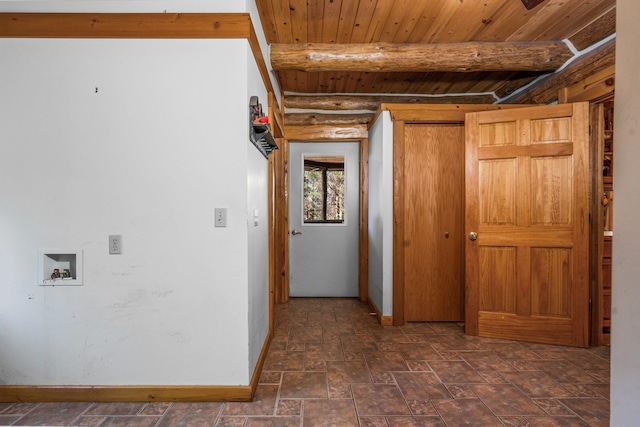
[589,299,592,312]
[589,213,592,224]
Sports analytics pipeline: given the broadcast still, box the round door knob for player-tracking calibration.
[444,232,449,238]
[291,229,303,236]
[468,232,478,241]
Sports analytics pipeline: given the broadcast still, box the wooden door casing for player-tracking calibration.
[465,103,591,347]
[404,124,465,321]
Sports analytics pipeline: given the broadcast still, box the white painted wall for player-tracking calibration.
[610,1,640,423]
[0,37,267,386]
[368,111,394,316]
[246,48,270,378]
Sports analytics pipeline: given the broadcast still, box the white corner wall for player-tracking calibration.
[368,111,394,316]
[610,1,640,423]
[0,37,266,386]
[246,47,270,378]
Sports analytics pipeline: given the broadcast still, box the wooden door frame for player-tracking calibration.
[559,64,615,346]
[385,104,527,326]
[274,124,369,304]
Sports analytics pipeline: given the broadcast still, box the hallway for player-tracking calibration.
[0,298,610,426]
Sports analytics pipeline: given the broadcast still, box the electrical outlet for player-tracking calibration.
[215,208,227,227]
[109,235,122,254]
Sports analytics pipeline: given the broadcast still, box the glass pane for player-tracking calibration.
[303,155,345,223]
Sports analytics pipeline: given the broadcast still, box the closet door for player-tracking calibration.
[404,124,465,321]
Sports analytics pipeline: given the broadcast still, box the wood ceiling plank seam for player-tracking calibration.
[363,0,395,43]
[392,1,436,43]
[435,0,506,43]
[346,72,366,94]
[256,0,280,43]
[348,0,379,43]
[376,0,414,43]
[463,0,520,42]
[405,0,448,43]
[272,0,294,43]
[289,0,309,43]
[419,1,463,43]
[334,0,360,44]
[307,0,325,43]
[473,1,536,42]
[307,71,322,94]
[462,71,513,95]
[506,0,568,41]
[321,0,343,43]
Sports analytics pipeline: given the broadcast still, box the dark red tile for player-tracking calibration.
[560,398,609,427]
[432,399,501,425]
[427,360,487,384]
[12,402,91,426]
[155,402,223,427]
[280,372,327,398]
[470,384,545,416]
[352,384,411,416]
[303,400,358,427]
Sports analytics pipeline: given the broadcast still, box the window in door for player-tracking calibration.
[303,155,345,223]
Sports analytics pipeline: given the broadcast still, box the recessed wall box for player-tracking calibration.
[39,249,83,286]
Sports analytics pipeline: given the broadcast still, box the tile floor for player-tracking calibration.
[0,298,610,426]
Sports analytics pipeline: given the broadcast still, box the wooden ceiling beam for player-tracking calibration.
[285,113,373,126]
[285,94,495,111]
[568,7,616,51]
[271,41,573,73]
[502,38,615,104]
[0,13,251,38]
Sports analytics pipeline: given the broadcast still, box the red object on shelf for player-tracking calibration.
[254,116,269,124]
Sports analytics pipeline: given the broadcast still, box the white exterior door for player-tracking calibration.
[289,142,360,297]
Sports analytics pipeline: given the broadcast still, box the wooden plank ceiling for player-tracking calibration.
[256,0,616,112]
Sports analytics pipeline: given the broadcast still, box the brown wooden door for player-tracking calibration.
[404,124,465,321]
[465,103,590,347]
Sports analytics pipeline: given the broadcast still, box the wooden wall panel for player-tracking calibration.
[530,248,572,317]
[479,247,517,313]
[531,156,572,225]
[479,159,517,226]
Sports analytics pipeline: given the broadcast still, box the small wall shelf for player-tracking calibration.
[39,249,83,286]
[249,96,278,158]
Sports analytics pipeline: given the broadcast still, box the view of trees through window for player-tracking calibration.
[303,156,345,223]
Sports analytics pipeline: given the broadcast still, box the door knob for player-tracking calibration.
[468,232,478,241]
[444,232,449,238]
[291,229,303,236]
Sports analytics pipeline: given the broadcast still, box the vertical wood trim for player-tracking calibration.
[572,102,592,347]
[268,150,275,330]
[359,138,370,302]
[516,122,532,318]
[393,121,406,326]
[464,113,480,336]
[273,138,289,304]
[267,93,278,330]
[590,103,605,346]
